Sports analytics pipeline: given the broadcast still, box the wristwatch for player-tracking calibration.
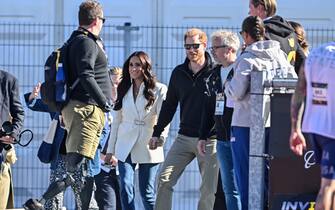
[102,101,112,112]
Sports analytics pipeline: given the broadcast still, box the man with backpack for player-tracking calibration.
[23,1,112,209]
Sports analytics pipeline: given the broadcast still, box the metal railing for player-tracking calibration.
[249,70,298,210]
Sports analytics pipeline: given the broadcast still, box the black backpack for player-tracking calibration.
[40,38,79,112]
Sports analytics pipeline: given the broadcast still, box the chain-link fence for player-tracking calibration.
[0,23,334,209]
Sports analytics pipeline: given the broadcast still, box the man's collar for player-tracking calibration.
[78,27,100,40]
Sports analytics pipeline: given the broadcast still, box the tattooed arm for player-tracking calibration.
[289,61,307,156]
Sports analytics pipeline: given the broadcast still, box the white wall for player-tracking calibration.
[277,0,335,28]
[2,0,334,28]
[0,0,54,23]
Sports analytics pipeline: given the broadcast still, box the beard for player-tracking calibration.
[187,51,204,63]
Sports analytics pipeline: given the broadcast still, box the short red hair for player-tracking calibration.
[184,28,207,44]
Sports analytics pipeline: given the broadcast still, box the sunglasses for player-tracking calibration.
[209,45,228,51]
[184,43,201,50]
[98,16,106,24]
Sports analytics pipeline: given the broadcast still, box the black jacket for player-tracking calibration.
[264,15,306,74]
[153,52,214,138]
[67,28,111,108]
[199,65,234,141]
[0,70,24,141]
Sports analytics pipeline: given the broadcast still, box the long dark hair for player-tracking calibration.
[242,16,265,42]
[114,51,156,110]
[289,21,309,55]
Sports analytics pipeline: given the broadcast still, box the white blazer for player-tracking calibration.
[107,82,169,163]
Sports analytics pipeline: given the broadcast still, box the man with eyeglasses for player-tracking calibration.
[150,28,218,210]
[198,30,241,210]
[24,1,112,210]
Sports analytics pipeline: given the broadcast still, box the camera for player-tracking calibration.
[0,121,13,138]
[1,121,34,148]
[0,121,14,150]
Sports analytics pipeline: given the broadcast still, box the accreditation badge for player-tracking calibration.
[312,82,328,105]
[215,93,225,115]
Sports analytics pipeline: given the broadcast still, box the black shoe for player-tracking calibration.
[23,198,44,210]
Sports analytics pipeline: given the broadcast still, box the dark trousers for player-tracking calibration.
[80,176,95,210]
[94,169,122,210]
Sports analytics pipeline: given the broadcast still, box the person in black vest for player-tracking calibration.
[248,0,305,74]
[198,29,242,210]
[0,69,24,209]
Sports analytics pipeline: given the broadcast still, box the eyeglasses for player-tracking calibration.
[209,45,228,51]
[239,31,244,35]
[98,16,105,24]
[184,43,201,50]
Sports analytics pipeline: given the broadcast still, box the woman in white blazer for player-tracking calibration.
[105,51,169,210]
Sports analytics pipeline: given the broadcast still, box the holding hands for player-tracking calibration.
[105,153,118,166]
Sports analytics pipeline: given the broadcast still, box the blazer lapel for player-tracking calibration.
[135,83,148,118]
[128,83,140,118]
[137,82,158,119]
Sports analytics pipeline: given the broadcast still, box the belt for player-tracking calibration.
[124,119,145,126]
[134,119,145,125]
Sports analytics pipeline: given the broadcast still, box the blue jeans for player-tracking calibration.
[217,140,241,210]
[118,155,159,210]
[79,176,95,210]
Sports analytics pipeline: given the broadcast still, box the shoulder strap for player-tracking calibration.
[227,67,234,81]
[65,29,100,94]
[221,66,234,94]
[62,33,88,93]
